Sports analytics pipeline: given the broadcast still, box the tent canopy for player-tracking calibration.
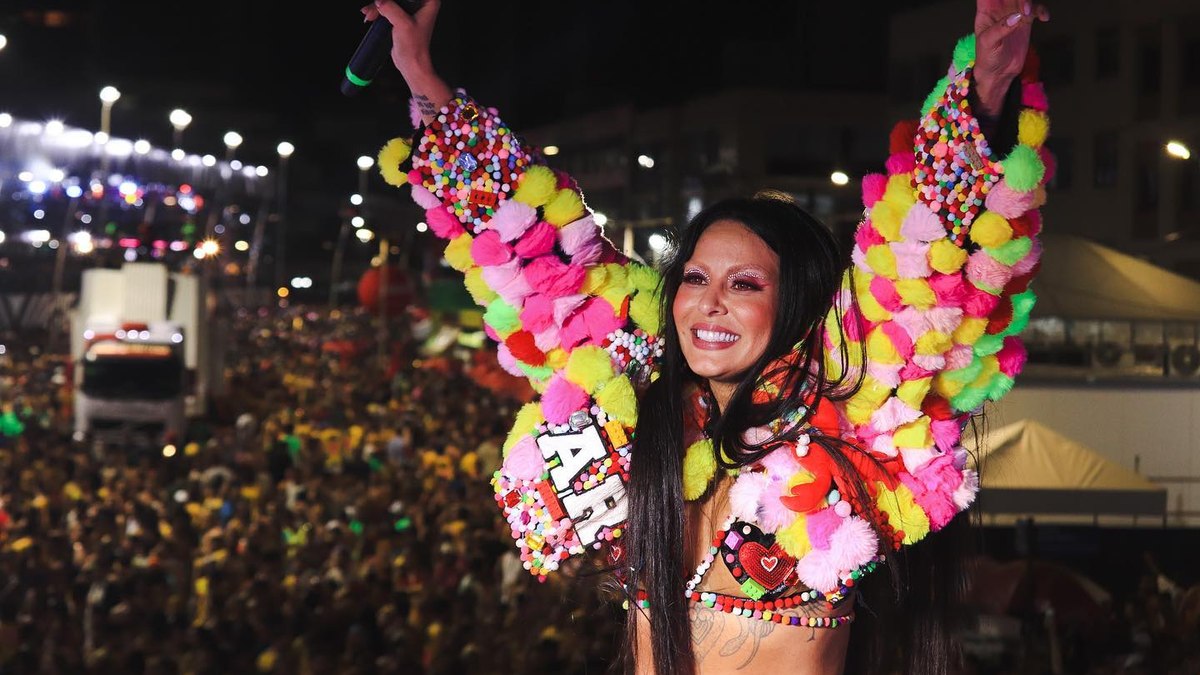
[1031,234,1200,321]
[966,419,1167,518]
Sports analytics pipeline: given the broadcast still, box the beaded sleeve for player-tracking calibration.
[819,34,1049,550]
[386,91,664,579]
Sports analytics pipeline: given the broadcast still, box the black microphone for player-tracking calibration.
[341,0,422,96]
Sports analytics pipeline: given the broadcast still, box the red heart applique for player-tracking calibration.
[738,542,795,589]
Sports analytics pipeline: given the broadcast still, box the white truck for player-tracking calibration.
[70,262,216,445]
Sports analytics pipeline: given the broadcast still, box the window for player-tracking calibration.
[1093,132,1119,188]
[1039,37,1075,86]
[1096,28,1119,79]
[1137,30,1162,95]
[1046,138,1073,191]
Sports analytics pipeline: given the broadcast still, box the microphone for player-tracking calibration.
[341,0,423,96]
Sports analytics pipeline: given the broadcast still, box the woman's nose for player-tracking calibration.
[699,286,726,315]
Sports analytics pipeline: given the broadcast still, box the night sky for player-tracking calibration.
[0,0,941,264]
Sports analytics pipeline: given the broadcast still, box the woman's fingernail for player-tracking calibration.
[1024,2,1031,15]
[1007,12,1022,26]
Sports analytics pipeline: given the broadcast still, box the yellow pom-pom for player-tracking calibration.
[596,375,637,426]
[776,513,813,559]
[971,354,1001,388]
[893,417,932,449]
[875,483,930,545]
[932,370,967,400]
[581,266,610,295]
[853,269,893,322]
[970,212,1013,248]
[1017,109,1050,148]
[626,263,660,295]
[444,234,475,272]
[463,268,497,306]
[513,165,557,207]
[914,331,952,356]
[867,326,903,365]
[929,239,968,274]
[544,188,586,227]
[865,245,898,279]
[896,377,932,409]
[871,201,904,242]
[545,348,569,372]
[629,291,661,335]
[895,278,936,309]
[952,316,987,344]
[377,137,412,188]
[845,376,892,425]
[504,403,546,454]
[565,345,617,394]
[882,173,917,209]
[683,439,716,500]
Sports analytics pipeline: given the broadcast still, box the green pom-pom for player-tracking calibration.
[953,34,976,72]
[682,439,716,500]
[517,362,554,382]
[922,75,951,116]
[984,236,1033,266]
[943,356,983,387]
[626,262,661,295]
[483,298,521,336]
[984,373,1016,400]
[1003,289,1037,337]
[950,383,989,413]
[974,333,1005,357]
[1000,145,1046,192]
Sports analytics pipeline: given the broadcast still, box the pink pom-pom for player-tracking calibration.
[1021,82,1049,111]
[890,307,928,341]
[885,152,916,177]
[965,251,1014,294]
[841,303,865,342]
[943,344,974,370]
[541,375,590,425]
[996,336,1027,377]
[570,242,604,267]
[861,173,888,208]
[931,418,962,454]
[1039,146,1056,185]
[760,479,799,531]
[551,294,587,327]
[900,202,947,242]
[805,507,843,550]
[854,221,886,254]
[729,473,769,522]
[953,468,979,510]
[899,362,935,381]
[871,433,896,456]
[491,200,538,242]
[558,216,599,256]
[496,343,525,378]
[513,221,557,259]
[470,230,514,266]
[869,276,904,313]
[866,361,903,389]
[483,323,500,343]
[411,184,441,210]
[827,517,879,572]
[520,294,555,333]
[881,321,914,359]
[796,548,840,593]
[961,280,1002,318]
[502,435,545,481]
[759,444,800,478]
[481,259,534,305]
[929,273,968,308]
[560,297,621,348]
[891,240,932,279]
[524,256,585,299]
[425,206,465,239]
[925,306,965,336]
[533,326,561,353]
[1011,239,1042,277]
[984,180,1036,219]
[869,397,922,434]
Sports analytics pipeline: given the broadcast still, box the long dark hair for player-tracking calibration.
[622,192,865,674]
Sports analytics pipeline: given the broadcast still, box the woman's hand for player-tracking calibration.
[973,0,1050,118]
[361,0,451,122]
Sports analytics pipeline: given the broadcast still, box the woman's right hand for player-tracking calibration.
[361,0,451,121]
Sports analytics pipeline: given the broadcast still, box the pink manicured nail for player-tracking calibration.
[1024,2,1031,15]
[1007,12,1022,26]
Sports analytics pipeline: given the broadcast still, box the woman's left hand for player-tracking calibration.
[974,0,1050,118]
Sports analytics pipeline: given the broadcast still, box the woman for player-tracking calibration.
[364,1,1051,672]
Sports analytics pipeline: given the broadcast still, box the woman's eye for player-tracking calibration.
[731,279,762,291]
[682,272,707,285]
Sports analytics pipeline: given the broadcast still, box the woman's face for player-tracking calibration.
[672,220,779,395]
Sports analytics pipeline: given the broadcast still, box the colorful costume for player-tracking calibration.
[380,34,1050,626]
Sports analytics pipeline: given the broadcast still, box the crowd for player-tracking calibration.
[1,304,1197,674]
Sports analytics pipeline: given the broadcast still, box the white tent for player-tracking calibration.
[1032,234,1200,321]
[966,419,1167,522]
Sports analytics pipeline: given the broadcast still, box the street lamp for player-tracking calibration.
[99,86,121,136]
[0,34,7,52]
[1166,140,1192,161]
[274,141,295,287]
[830,170,850,186]
[169,108,192,150]
[223,131,243,161]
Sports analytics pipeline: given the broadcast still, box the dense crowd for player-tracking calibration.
[1,305,1198,674]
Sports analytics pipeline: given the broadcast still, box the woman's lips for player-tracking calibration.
[691,325,740,350]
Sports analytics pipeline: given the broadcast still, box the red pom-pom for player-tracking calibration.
[922,395,956,421]
[986,295,1014,334]
[1004,271,1035,295]
[504,330,546,366]
[889,119,920,156]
